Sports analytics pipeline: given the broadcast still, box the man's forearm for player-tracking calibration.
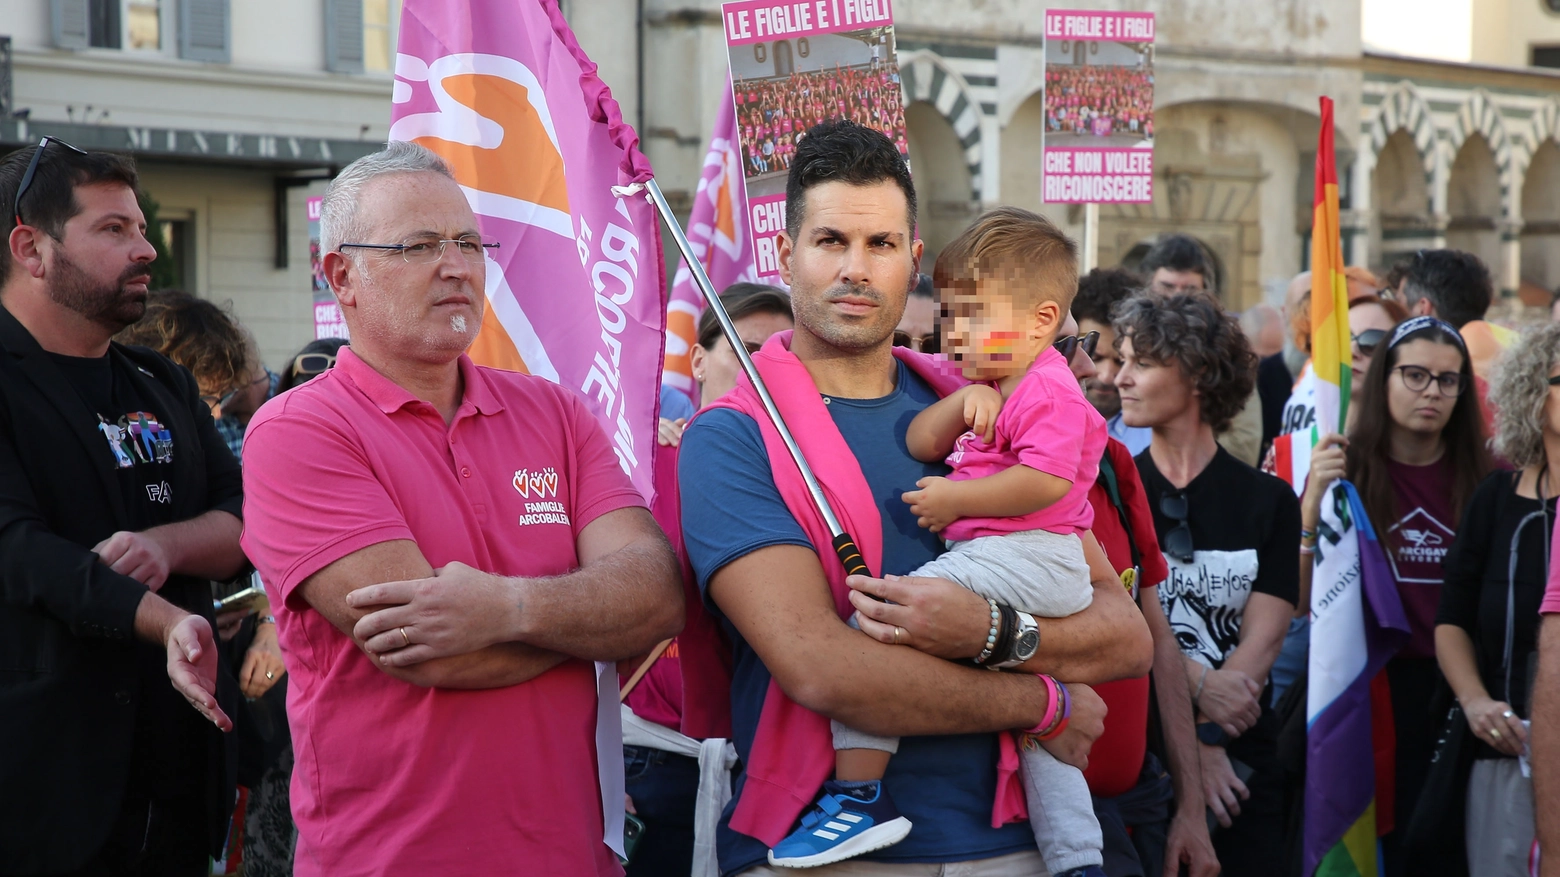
[394,643,569,689]
[512,537,683,663]
[1532,617,1560,872]
[1019,573,1153,683]
[133,591,186,645]
[149,510,245,581]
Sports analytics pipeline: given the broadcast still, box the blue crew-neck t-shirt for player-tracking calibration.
[678,359,1036,876]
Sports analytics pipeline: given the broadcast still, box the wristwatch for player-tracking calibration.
[1196,721,1232,747]
[993,611,1040,669]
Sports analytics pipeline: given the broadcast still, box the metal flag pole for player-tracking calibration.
[642,177,870,579]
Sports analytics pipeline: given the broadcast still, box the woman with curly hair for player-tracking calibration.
[115,289,251,420]
[1112,293,1300,877]
[1301,315,1492,877]
[1427,323,1560,875]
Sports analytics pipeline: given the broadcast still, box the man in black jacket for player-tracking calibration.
[0,139,245,876]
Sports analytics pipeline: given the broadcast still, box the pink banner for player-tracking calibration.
[1042,8,1155,204]
[391,0,666,504]
[664,78,758,402]
[1043,10,1155,41]
[723,0,892,45]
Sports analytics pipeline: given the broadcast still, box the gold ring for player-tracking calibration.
[399,627,411,648]
[265,671,275,680]
[1491,728,1503,738]
[893,626,904,645]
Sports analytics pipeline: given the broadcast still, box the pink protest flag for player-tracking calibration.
[390,0,666,505]
[664,79,757,402]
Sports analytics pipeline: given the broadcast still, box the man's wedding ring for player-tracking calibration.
[400,627,411,648]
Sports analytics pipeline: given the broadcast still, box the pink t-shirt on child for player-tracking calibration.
[940,346,1108,542]
[241,348,643,877]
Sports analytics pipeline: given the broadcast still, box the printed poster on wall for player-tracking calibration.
[307,195,348,340]
[722,0,907,284]
[1042,9,1155,203]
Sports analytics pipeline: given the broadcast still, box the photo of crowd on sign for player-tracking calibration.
[731,30,907,183]
[1044,40,1154,149]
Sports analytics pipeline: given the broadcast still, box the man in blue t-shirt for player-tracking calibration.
[679,120,1153,877]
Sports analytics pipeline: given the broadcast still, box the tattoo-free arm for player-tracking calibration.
[1014,531,1154,682]
[148,509,246,581]
[1142,585,1206,812]
[931,464,1071,519]
[906,386,979,462]
[1211,591,1293,712]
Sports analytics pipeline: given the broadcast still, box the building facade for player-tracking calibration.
[3,0,1558,370]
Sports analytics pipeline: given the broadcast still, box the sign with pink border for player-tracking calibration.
[1042,9,1156,204]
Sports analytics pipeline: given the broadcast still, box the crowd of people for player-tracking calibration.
[734,62,908,176]
[1045,64,1154,139]
[5,116,1560,877]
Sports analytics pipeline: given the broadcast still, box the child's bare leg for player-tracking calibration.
[836,747,892,782]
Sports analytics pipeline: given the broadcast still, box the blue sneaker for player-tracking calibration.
[766,780,912,868]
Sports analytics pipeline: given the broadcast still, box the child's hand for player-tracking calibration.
[902,476,961,533]
[960,385,1004,444]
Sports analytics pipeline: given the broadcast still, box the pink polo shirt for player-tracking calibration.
[240,348,642,877]
[940,347,1106,542]
[1544,521,1560,615]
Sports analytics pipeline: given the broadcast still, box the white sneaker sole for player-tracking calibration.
[766,817,914,869]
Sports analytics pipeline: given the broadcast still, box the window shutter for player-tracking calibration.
[325,0,364,74]
[52,0,90,49]
[180,0,230,63]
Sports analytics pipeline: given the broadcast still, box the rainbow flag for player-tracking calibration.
[663,79,758,404]
[1310,96,1351,436]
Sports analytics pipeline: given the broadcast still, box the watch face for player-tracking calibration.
[1016,629,1040,658]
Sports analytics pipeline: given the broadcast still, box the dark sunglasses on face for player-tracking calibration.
[1351,328,1387,355]
[1160,489,1194,563]
[1053,331,1100,361]
[1392,365,1466,396]
[892,330,940,355]
[14,136,90,228]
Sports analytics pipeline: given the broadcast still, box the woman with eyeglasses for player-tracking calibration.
[1300,316,1492,877]
[1415,324,1560,875]
[1111,293,1300,877]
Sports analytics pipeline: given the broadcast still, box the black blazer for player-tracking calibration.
[0,306,241,873]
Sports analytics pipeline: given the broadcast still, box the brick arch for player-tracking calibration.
[897,50,983,201]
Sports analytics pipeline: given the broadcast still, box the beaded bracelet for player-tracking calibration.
[975,598,1001,664]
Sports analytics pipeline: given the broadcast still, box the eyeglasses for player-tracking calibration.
[892,330,939,354]
[1160,489,1194,563]
[1351,328,1387,355]
[13,136,90,228]
[1053,331,1100,361]
[216,372,272,410]
[1392,365,1466,396]
[292,352,337,377]
[1548,375,1560,387]
[338,233,499,264]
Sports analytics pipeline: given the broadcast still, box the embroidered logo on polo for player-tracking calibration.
[97,412,172,469]
[513,467,570,527]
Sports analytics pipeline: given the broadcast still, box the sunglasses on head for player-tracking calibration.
[892,330,940,354]
[14,136,90,228]
[1160,489,1194,563]
[1053,330,1100,361]
[293,352,338,377]
[1351,328,1387,355]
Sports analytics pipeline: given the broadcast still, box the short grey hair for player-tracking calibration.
[1489,322,1560,469]
[319,141,454,254]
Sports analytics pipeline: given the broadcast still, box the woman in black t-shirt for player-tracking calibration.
[1303,316,1492,877]
[1113,294,1300,877]
[1434,323,1560,875]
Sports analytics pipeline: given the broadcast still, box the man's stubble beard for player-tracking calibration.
[48,248,147,332]
[1085,379,1121,419]
[791,280,901,353]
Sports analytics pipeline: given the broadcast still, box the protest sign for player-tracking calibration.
[722,0,907,283]
[307,195,348,340]
[1042,9,1155,204]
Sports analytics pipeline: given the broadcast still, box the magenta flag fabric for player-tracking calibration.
[663,78,758,402]
[391,0,666,504]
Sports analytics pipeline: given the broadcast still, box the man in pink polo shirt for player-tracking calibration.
[239,142,683,877]
[1534,529,1560,875]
